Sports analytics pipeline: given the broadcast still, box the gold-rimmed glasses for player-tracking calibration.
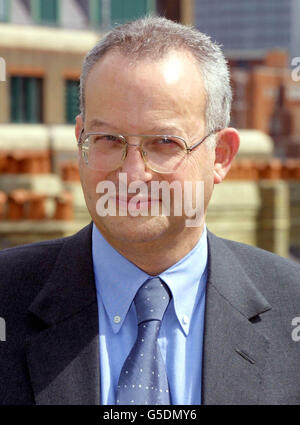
[78,129,217,174]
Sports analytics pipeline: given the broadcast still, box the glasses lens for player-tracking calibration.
[84,134,125,171]
[142,135,186,173]
[82,133,187,173]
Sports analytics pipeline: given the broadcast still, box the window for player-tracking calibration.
[0,0,9,22]
[76,0,89,18]
[31,0,59,25]
[11,76,43,123]
[90,0,155,28]
[111,0,154,25]
[65,80,80,124]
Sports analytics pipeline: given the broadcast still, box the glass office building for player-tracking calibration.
[194,0,300,61]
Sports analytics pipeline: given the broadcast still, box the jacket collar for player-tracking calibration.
[28,223,96,326]
[26,223,100,405]
[206,231,271,320]
[202,231,272,404]
[26,225,272,405]
[30,226,271,326]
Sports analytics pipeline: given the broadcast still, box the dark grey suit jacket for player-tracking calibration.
[0,223,300,405]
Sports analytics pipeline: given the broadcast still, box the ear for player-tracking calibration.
[213,128,240,184]
[75,114,83,142]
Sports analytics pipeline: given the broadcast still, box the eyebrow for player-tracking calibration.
[87,119,183,136]
[88,119,114,131]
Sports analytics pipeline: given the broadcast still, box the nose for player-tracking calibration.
[118,144,153,183]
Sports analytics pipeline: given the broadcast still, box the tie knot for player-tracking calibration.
[134,277,171,324]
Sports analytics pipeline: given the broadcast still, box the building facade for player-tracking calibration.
[194,0,300,158]
[0,0,194,126]
[194,0,299,60]
[1,0,300,258]
[0,0,200,249]
[0,0,160,126]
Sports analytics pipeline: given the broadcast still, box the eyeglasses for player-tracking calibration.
[78,129,217,174]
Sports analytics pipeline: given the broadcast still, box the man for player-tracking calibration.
[1,16,300,405]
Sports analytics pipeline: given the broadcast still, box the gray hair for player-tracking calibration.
[80,15,232,148]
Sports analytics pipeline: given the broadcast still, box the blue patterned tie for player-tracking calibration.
[116,277,171,405]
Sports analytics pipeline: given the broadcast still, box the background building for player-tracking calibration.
[0,0,300,260]
[0,0,193,126]
[193,0,300,160]
[0,0,196,247]
[194,0,300,60]
[229,50,300,159]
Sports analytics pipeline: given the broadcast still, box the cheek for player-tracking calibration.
[181,155,206,181]
[80,166,110,201]
[192,150,215,180]
[175,155,215,203]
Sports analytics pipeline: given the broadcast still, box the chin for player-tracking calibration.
[93,214,177,244]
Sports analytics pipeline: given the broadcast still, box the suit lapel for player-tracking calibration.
[24,224,272,405]
[26,224,100,405]
[202,232,272,405]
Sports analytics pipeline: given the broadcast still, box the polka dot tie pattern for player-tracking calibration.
[116,277,171,405]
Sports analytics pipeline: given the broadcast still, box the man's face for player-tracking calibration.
[77,50,217,246]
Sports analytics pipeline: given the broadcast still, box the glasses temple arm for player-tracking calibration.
[77,128,84,146]
[186,130,220,153]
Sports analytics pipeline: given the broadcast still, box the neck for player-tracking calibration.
[96,223,205,275]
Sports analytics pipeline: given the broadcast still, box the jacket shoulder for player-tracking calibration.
[0,224,92,301]
[217,235,300,271]
[0,236,69,307]
[0,236,68,273]
[0,223,92,274]
[208,232,300,296]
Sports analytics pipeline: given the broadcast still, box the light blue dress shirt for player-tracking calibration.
[92,223,208,405]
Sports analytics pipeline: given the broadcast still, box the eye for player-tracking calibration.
[93,134,120,143]
[90,134,124,147]
[103,134,120,142]
[88,134,125,153]
[157,137,176,145]
[151,137,183,153]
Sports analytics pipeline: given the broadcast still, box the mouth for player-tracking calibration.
[117,196,160,208]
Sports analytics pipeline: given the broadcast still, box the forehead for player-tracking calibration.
[86,49,204,92]
[84,50,206,134]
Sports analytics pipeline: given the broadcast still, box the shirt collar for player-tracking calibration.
[160,226,207,336]
[92,224,149,333]
[92,224,208,335]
